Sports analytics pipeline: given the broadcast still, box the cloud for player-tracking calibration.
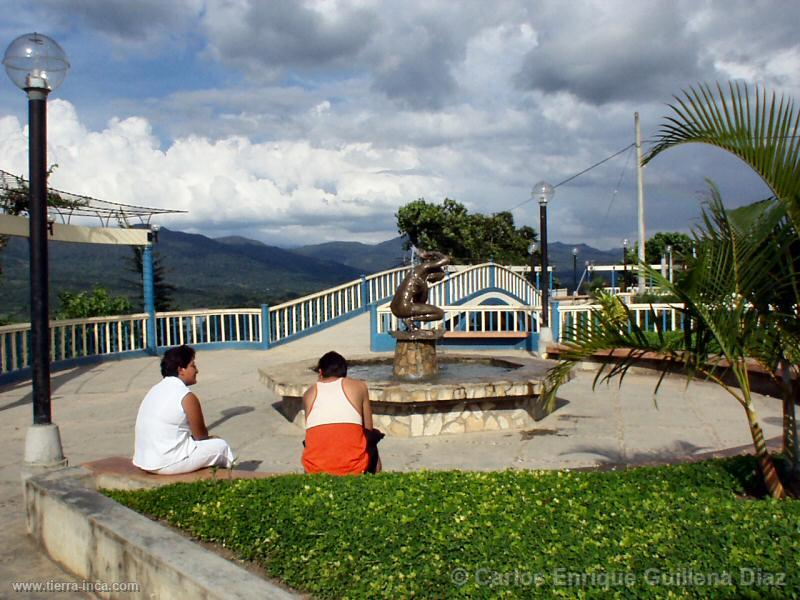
[515,1,712,104]
[201,0,377,79]
[0,99,441,244]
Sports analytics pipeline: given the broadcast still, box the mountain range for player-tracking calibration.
[0,229,623,322]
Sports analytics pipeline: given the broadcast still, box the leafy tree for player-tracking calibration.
[627,232,693,264]
[56,286,133,319]
[545,186,796,498]
[130,247,175,311]
[396,198,536,264]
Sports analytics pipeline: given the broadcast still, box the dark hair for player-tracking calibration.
[161,345,195,377]
[316,351,347,378]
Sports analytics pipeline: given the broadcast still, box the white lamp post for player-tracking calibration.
[532,181,554,355]
[4,33,70,469]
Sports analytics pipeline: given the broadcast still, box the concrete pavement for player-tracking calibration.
[0,312,783,597]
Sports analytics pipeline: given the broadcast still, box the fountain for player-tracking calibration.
[259,251,563,437]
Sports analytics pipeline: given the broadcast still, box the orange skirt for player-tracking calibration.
[302,423,369,475]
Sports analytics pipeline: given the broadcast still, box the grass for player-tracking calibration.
[105,456,800,599]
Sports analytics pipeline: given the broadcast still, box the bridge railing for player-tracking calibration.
[1,314,150,375]
[557,302,685,343]
[374,304,540,336]
[1,263,545,379]
[156,309,262,347]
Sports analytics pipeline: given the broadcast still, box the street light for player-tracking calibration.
[622,238,629,294]
[532,181,554,330]
[666,244,673,284]
[4,33,70,468]
[571,247,579,293]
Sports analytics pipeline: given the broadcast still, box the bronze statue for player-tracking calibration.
[390,250,450,330]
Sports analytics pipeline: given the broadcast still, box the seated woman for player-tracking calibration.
[133,345,235,475]
[302,351,382,475]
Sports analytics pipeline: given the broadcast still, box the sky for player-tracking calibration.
[0,0,797,251]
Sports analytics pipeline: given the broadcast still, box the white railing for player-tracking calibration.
[375,303,540,336]
[269,278,363,344]
[365,266,410,304]
[557,302,685,343]
[156,309,262,347]
[1,263,543,377]
[1,313,149,375]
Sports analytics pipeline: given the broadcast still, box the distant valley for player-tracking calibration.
[0,229,623,322]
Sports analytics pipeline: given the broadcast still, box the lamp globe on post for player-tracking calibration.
[571,247,579,294]
[532,181,554,356]
[4,33,70,470]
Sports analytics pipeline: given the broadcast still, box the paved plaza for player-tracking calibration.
[0,312,784,598]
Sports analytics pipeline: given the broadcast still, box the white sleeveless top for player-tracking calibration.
[305,378,363,429]
[133,376,197,471]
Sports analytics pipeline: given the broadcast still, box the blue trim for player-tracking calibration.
[551,301,560,341]
[360,275,368,310]
[489,260,496,288]
[143,246,157,355]
[452,286,531,307]
[261,304,271,349]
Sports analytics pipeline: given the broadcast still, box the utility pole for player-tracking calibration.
[635,112,646,295]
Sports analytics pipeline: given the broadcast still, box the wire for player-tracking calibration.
[599,144,634,232]
[507,142,635,212]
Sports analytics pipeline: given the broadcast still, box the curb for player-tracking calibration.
[24,467,300,599]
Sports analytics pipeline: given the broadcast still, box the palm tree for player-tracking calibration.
[544,186,796,498]
[643,82,800,473]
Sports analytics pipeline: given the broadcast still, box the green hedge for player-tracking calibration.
[106,457,799,599]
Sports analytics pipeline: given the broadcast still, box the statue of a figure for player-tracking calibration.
[390,250,451,330]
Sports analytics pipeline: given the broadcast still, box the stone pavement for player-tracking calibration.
[0,312,783,598]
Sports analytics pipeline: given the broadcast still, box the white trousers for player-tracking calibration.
[155,438,236,475]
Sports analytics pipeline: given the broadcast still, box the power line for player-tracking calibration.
[507,142,635,213]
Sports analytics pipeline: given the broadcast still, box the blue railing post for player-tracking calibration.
[445,272,451,304]
[535,270,540,290]
[551,301,560,342]
[611,268,617,291]
[548,268,553,292]
[360,275,369,311]
[489,259,496,289]
[142,245,157,355]
[369,304,379,351]
[261,304,271,349]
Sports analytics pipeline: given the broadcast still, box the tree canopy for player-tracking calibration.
[396,198,536,264]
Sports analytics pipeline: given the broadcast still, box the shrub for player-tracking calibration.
[106,457,800,599]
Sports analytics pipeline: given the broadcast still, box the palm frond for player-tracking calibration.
[643,82,800,231]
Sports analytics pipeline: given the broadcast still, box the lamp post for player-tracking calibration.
[621,238,629,294]
[571,247,578,293]
[532,182,554,355]
[666,244,673,284]
[3,33,70,468]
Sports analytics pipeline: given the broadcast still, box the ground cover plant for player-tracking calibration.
[106,456,799,599]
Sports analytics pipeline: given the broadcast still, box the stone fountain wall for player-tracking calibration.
[277,394,548,438]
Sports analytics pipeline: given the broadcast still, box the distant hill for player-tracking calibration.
[0,228,362,322]
[0,227,631,322]
[291,236,408,273]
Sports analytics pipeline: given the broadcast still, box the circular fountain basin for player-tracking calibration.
[258,355,561,437]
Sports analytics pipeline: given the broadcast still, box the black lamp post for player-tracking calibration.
[4,33,69,467]
[532,181,554,328]
[572,247,578,293]
[622,238,629,294]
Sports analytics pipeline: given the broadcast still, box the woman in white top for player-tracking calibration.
[133,345,235,475]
